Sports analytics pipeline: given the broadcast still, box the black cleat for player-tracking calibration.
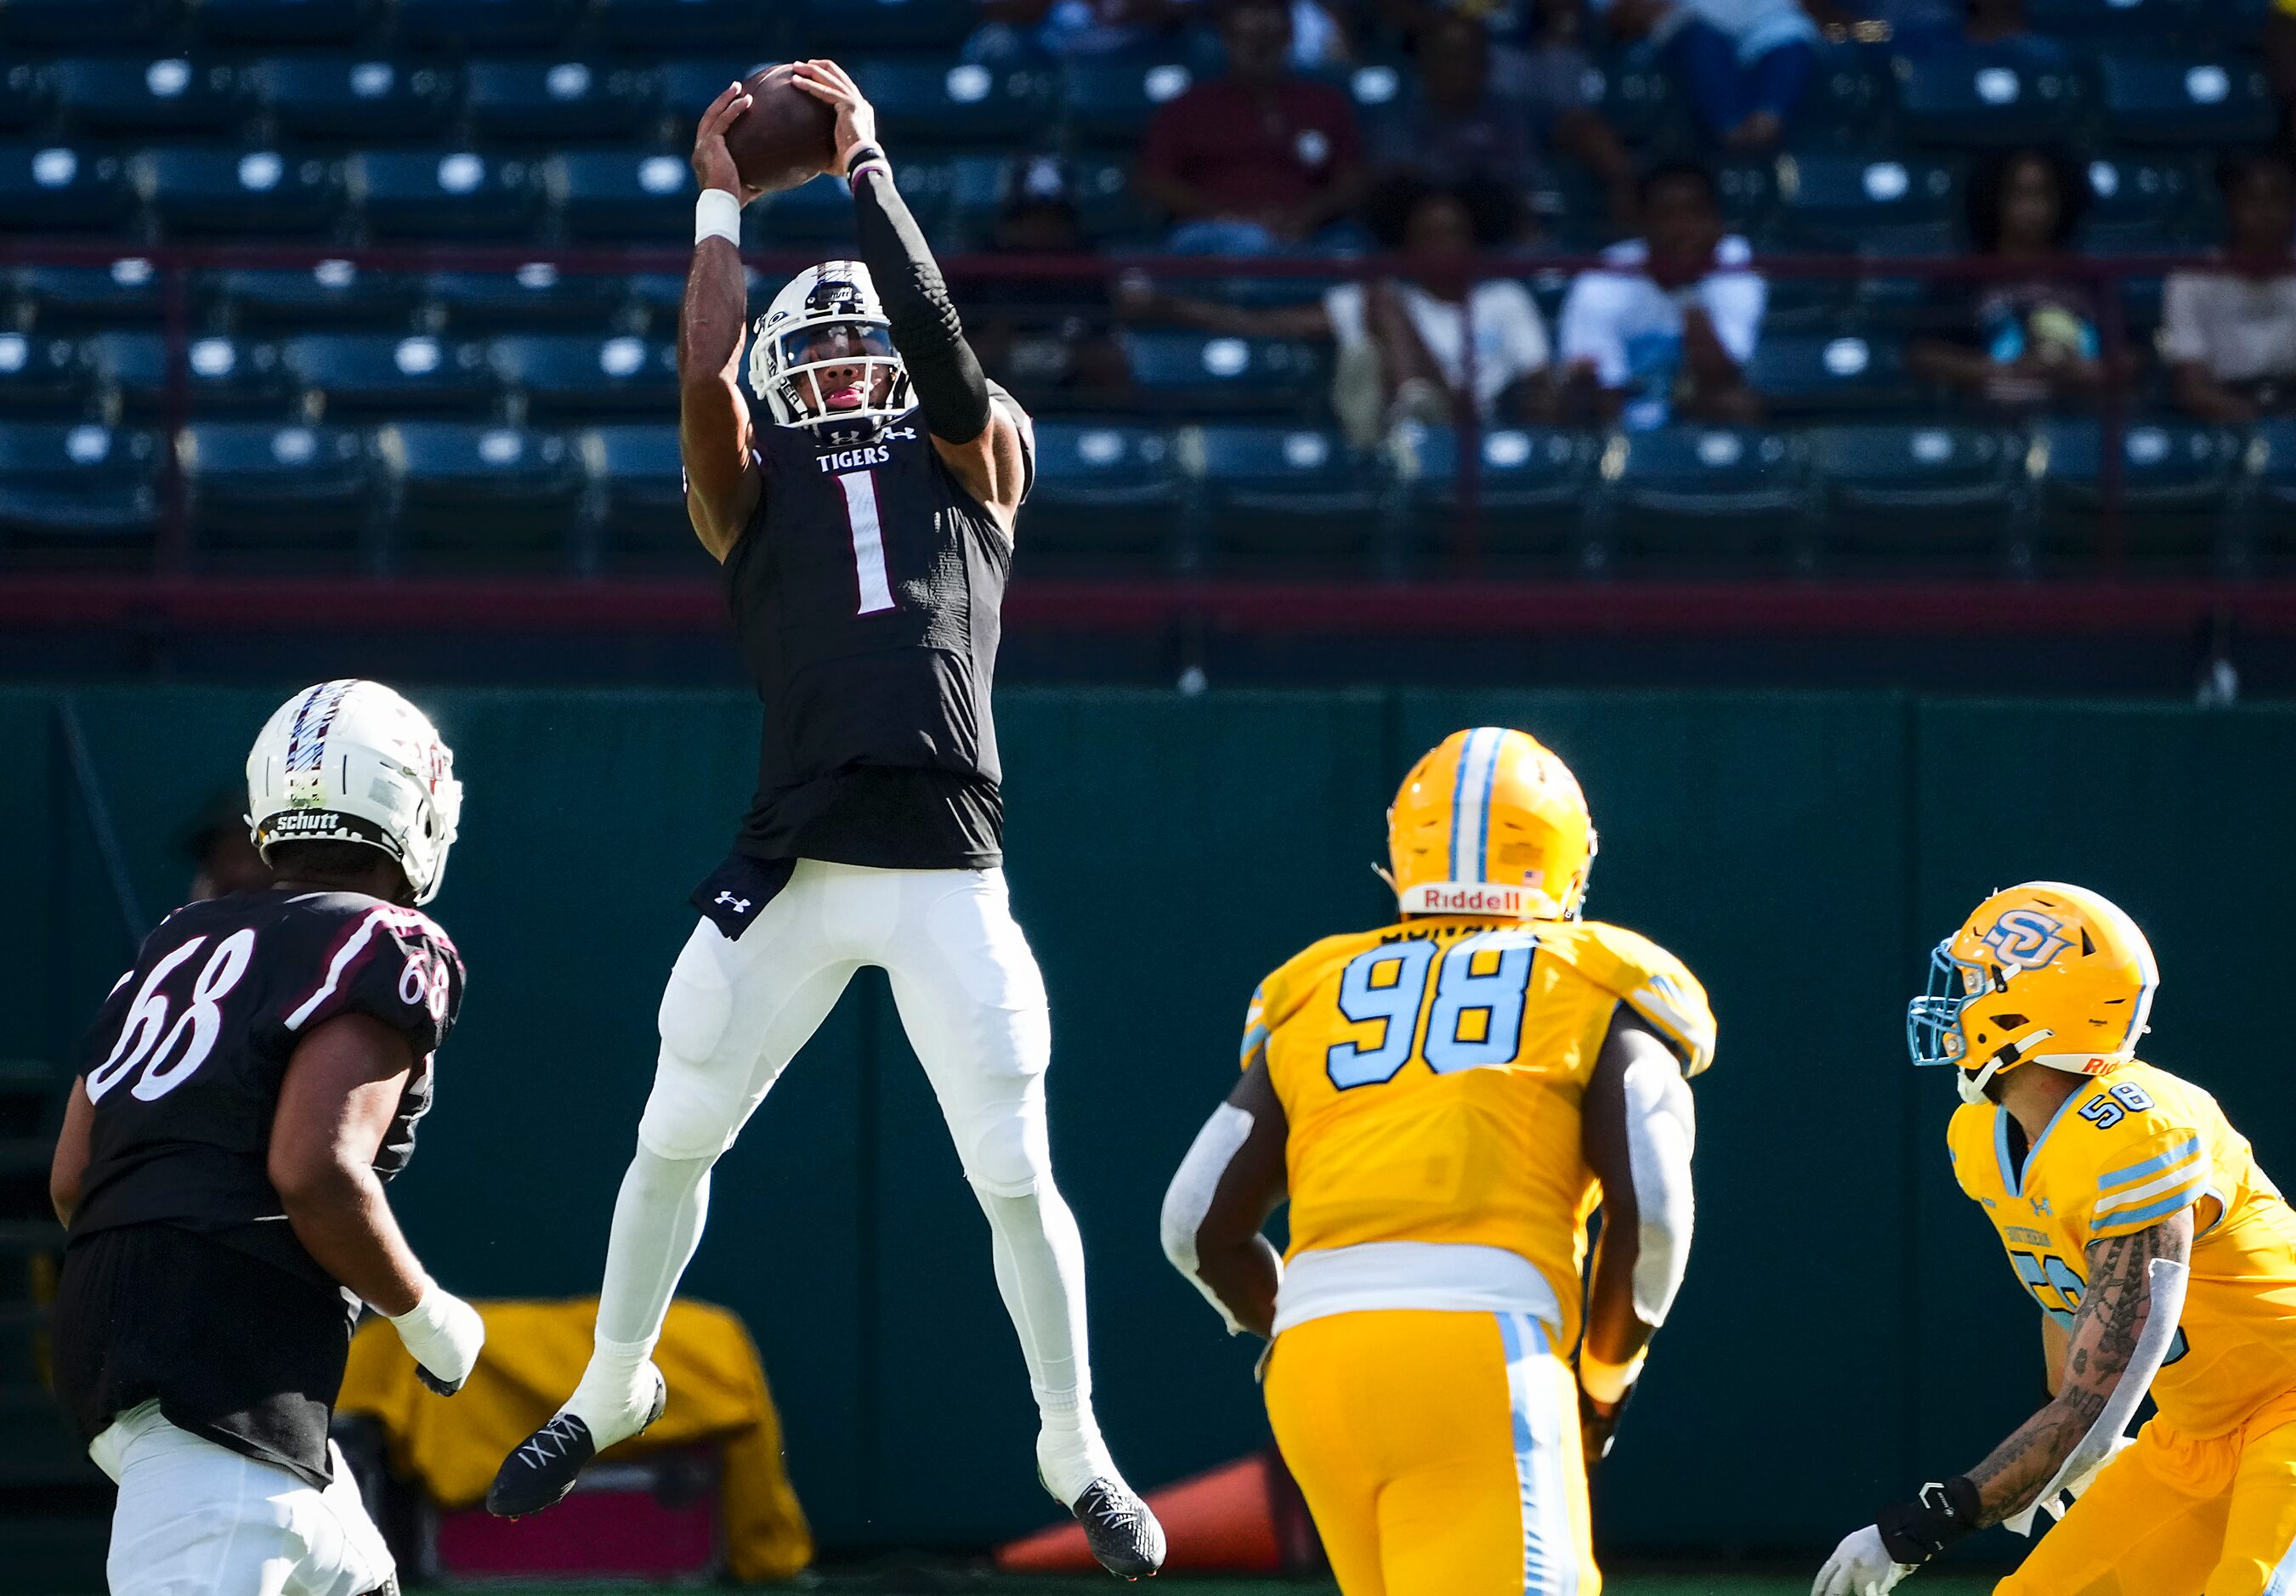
[1070,1478,1166,1580]
[485,1367,666,1518]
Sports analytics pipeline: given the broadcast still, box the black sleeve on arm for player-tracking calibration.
[850,161,993,444]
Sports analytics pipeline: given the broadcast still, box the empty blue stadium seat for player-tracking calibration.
[0,63,43,132]
[256,59,458,144]
[1028,421,1184,575]
[383,422,583,561]
[757,172,858,244]
[852,59,1053,146]
[0,422,160,556]
[190,0,376,44]
[213,262,421,330]
[660,60,779,123]
[1581,52,1685,146]
[2243,418,2296,563]
[1125,331,1329,415]
[425,266,627,331]
[88,331,295,416]
[556,153,692,240]
[2098,53,2276,145]
[580,422,693,563]
[1747,332,1919,416]
[1895,48,2088,147]
[180,421,376,555]
[355,152,541,239]
[144,148,342,236]
[2026,0,2195,38]
[1776,154,1959,246]
[2032,416,2241,569]
[1194,422,1381,569]
[1060,59,1199,146]
[1806,422,2024,568]
[0,0,168,45]
[18,259,165,325]
[52,57,251,138]
[0,146,133,234]
[284,332,497,416]
[1601,427,1809,568]
[490,334,677,416]
[2083,153,2207,231]
[397,0,573,52]
[1796,44,1893,146]
[0,331,90,416]
[467,61,658,144]
[597,0,780,52]
[1398,424,1598,570]
[802,0,972,51]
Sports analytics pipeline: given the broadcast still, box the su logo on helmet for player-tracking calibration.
[1979,908,2071,971]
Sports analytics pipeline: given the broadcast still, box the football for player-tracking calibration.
[724,63,838,195]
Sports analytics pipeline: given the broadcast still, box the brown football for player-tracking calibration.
[723,63,838,195]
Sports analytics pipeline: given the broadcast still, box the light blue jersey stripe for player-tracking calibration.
[1498,1310,1576,1596]
[1239,1023,1268,1066]
[1451,727,1502,882]
[2101,1137,2203,1191]
[2092,1180,2207,1235]
[2265,1523,2296,1596]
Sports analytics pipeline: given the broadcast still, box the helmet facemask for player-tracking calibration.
[748,264,912,444]
[1907,942,2052,1105]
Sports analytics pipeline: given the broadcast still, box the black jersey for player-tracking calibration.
[726,409,1019,871]
[54,887,463,1486]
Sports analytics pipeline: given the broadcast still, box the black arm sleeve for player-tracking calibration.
[851,163,993,444]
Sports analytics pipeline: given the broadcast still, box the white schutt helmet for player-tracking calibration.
[246,680,462,905]
[747,260,911,437]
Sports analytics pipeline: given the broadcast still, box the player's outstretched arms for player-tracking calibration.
[271,1011,485,1395]
[792,59,1030,529]
[1160,1059,1289,1343]
[1578,1008,1697,1463]
[1812,1208,2193,1596]
[680,80,765,562]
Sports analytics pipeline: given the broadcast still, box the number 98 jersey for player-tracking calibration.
[71,887,465,1287]
[1947,1060,2296,1438]
[1244,915,1715,1352]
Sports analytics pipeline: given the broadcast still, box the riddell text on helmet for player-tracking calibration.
[1413,885,1528,915]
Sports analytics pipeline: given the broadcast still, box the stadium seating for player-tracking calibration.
[354,151,542,237]
[2030,417,2242,569]
[144,148,343,237]
[490,334,677,417]
[255,58,461,144]
[1124,331,1329,417]
[190,0,377,46]
[19,261,165,326]
[283,332,497,417]
[581,422,692,565]
[2243,418,2296,569]
[1060,59,1200,148]
[0,332,90,416]
[0,146,133,234]
[426,266,627,331]
[1894,48,2088,148]
[382,421,584,564]
[88,331,295,416]
[1748,332,1921,417]
[1599,427,1811,572]
[212,263,422,330]
[1806,423,2025,571]
[0,422,160,563]
[51,57,251,139]
[556,151,694,240]
[800,0,972,53]
[396,0,574,53]
[466,60,658,144]
[1398,425,1599,573]
[1192,423,1383,573]
[852,59,1053,147]
[1023,421,1184,574]
[179,419,374,557]
[2097,52,2276,145]
[596,0,784,54]
[0,0,169,45]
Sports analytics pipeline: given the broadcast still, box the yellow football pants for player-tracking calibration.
[1263,1308,1597,1596]
[1998,1387,2296,1596]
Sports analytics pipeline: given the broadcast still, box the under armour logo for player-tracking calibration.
[2031,1196,2053,1216]
[714,891,751,914]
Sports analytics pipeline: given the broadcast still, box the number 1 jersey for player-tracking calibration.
[72,887,465,1287]
[1244,916,1715,1351]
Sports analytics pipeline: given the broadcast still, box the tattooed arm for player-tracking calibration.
[1962,1208,2192,1524]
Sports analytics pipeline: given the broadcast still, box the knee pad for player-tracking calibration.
[638,931,743,1162]
[955,1092,1054,1198]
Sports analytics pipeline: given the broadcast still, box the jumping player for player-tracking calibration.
[47,679,479,1596]
[484,60,1164,1576]
[1815,883,2296,1596]
[1160,727,1715,1595]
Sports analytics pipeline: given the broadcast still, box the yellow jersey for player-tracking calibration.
[1947,1061,2296,1437]
[1244,914,1715,1350]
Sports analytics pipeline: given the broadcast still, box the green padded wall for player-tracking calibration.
[9,686,2294,1559]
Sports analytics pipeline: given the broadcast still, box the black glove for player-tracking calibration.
[1875,1474,1982,1565]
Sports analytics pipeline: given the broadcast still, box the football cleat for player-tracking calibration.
[1069,1478,1166,1581]
[485,1364,666,1518]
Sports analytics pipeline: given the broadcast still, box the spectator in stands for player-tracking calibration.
[2163,154,2296,426]
[1119,174,1553,444]
[1138,0,1369,252]
[1602,0,1828,150]
[962,158,1133,408]
[1556,161,1765,427]
[1909,145,2107,414]
[1375,10,1639,230]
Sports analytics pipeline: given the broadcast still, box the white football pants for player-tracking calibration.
[91,1401,393,1596]
[588,859,1111,1495]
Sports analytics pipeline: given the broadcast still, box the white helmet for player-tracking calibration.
[245,680,462,906]
[747,260,911,441]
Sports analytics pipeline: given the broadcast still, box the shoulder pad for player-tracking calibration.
[1240,927,1383,1071]
[2056,1070,2218,1242]
[1545,920,1716,1076]
[1945,1103,1996,1196]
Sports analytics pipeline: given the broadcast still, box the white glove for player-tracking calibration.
[1813,1525,1915,1596]
[388,1284,485,1395]
[2038,1429,2135,1522]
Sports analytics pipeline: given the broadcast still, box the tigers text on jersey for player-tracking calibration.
[728,412,1020,872]
[1947,1060,2296,1437]
[1244,915,1715,1349]
[72,887,464,1282]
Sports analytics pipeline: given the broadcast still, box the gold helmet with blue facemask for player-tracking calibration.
[1908,880,2159,1105]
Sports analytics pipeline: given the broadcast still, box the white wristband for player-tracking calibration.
[694,188,741,247]
[1579,1348,1647,1406]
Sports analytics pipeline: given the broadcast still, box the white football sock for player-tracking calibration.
[564,1144,712,1444]
[975,1181,1121,1502]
